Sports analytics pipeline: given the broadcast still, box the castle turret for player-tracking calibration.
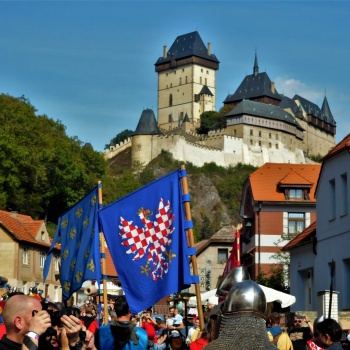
[131,109,161,165]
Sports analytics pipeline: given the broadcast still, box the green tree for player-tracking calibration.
[0,94,107,222]
[196,111,226,134]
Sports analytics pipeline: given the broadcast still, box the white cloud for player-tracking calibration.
[274,76,323,101]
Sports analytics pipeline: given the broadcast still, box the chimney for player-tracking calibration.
[271,82,275,94]
[207,42,211,55]
[163,45,167,59]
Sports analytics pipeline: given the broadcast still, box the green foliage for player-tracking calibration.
[106,129,133,149]
[256,266,290,294]
[308,153,323,163]
[196,111,226,134]
[0,94,107,222]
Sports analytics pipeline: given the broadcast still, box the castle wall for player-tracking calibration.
[105,138,132,160]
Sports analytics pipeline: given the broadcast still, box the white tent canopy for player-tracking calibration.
[188,286,296,309]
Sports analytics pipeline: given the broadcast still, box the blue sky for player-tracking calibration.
[1,1,349,152]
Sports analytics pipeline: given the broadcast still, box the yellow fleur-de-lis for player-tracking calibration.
[83,217,89,227]
[63,249,69,260]
[69,228,76,239]
[75,271,82,282]
[61,219,68,229]
[76,208,83,218]
[141,260,151,275]
[70,260,76,271]
[165,249,176,263]
[84,250,90,259]
[87,259,95,272]
[91,196,97,206]
[63,281,71,292]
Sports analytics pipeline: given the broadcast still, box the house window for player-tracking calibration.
[341,173,348,216]
[23,247,29,265]
[218,248,228,264]
[329,178,336,220]
[41,231,45,240]
[40,252,47,268]
[288,213,305,237]
[290,189,303,199]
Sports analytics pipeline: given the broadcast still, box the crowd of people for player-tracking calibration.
[0,273,350,350]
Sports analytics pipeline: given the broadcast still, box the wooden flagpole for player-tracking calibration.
[98,181,110,325]
[180,165,205,331]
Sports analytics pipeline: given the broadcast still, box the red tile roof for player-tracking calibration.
[0,210,50,247]
[249,163,321,202]
[323,133,350,161]
[282,221,316,251]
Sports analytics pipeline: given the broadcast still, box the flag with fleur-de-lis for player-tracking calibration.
[98,169,198,314]
[43,186,101,300]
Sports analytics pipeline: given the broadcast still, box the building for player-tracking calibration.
[189,226,235,295]
[239,163,321,280]
[106,31,336,168]
[155,31,219,130]
[0,210,61,300]
[283,134,350,314]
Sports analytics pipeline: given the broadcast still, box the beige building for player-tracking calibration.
[0,210,61,300]
[155,31,219,131]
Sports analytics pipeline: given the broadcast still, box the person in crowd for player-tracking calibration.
[189,330,209,350]
[0,294,48,350]
[289,314,313,350]
[316,318,343,350]
[167,307,184,332]
[306,316,325,350]
[96,295,147,350]
[186,317,200,345]
[153,321,168,350]
[81,308,99,335]
[0,315,6,340]
[140,313,156,349]
[266,312,293,350]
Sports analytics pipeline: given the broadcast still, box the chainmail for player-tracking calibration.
[204,313,276,350]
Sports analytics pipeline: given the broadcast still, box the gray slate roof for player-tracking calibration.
[293,95,336,126]
[225,99,304,130]
[224,72,282,103]
[199,85,214,96]
[155,31,219,65]
[279,96,306,121]
[133,109,161,135]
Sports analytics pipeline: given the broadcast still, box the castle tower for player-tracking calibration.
[131,108,161,165]
[155,31,219,131]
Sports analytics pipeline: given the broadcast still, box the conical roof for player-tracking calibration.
[133,109,161,135]
[321,96,336,126]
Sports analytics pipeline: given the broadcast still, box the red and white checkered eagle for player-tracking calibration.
[119,198,175,281]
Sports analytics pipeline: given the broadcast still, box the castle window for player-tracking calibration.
[207,70,209,74]
[276,144,279,149]
[169,94,173,106]
[276,134,279,140]
[269,133,271,139]
[200,77,202,84]
[174,70,176,74]
[179,77,182,85]
[259,131,262,137]
[258,141,261,146]
[166,73,168,76]
[170,83,172,88]
[201,69,203,73]
[185,76,188,84]
[234,129,237,136]
[269,143,272,148]
[250,129,253,136]
[182,69,184,72]
[250,139,253,145]
[205,78,207,85]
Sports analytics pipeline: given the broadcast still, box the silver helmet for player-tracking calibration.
[216,265,250,298]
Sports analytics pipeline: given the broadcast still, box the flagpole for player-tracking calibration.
[180,165,205,331]
[98,181,109,325]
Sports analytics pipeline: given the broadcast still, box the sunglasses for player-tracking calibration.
[294,320,302,323]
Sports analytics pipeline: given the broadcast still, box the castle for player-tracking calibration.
[105,31,336,167]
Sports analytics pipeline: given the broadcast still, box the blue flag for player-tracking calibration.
[98,170,198,314]
[43,186,101,300]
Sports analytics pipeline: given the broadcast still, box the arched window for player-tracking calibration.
[169,94,173,106]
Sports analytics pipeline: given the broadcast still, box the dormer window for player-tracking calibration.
[284,188,309,200]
